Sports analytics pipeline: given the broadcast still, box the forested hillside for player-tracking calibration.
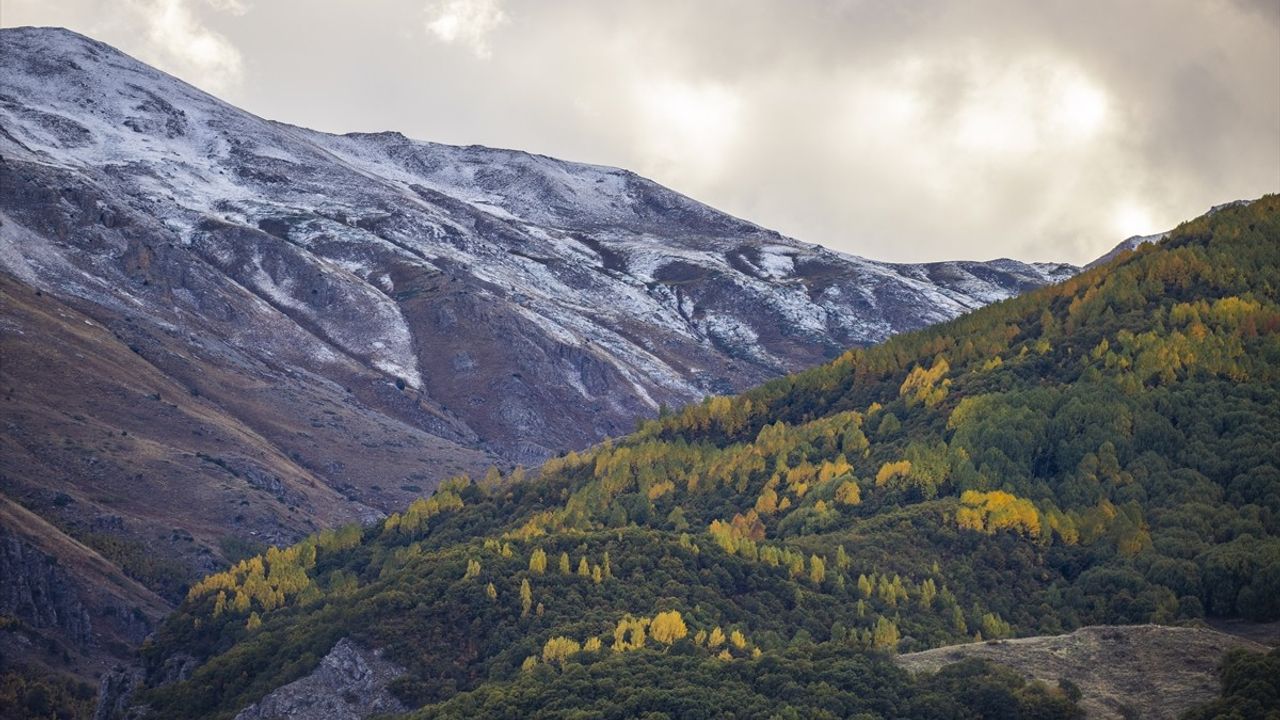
[117,197,1280,719]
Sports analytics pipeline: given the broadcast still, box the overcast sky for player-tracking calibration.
[4,0,1278,264]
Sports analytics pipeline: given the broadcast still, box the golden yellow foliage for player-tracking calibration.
[646,479,675,500]
[650,610,688,645]
[875,460,912,487]
[612,615,649,652]
[956,490,1042,538]
[520,578,532,616]
[542,636,581,663]
[835,479,861,505]
[872,616,899,651]
[809,555,826,585]
[529,548,547,574]
[708,626,726,648]
[900,357,951,407]
[754,486,779,515]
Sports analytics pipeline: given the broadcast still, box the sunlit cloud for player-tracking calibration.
[876,52,1113,158]
[1111,202,1156,239]
[631,78,744,189]
[424,0,508,59]
[124,0,246,94]
[1,0,1274,264]
[204,0,249,15]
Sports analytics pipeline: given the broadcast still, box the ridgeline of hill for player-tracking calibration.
[108,197,1280,719]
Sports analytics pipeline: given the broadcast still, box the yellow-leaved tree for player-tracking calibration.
[707,626,726,648]
[542,636,581,664]
[872,616,900,651]
[809,555,826,586]
[650,610,688,645]
[520,578,532,617]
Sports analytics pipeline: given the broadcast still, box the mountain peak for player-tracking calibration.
[0,26,1084,468]
[0,28,1086,684]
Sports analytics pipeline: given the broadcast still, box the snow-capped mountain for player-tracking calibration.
[0,26,1084,674]
[0,26,1074,463]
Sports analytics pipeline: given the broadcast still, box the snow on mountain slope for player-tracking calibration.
[0,27,1078,468]
[1085,233,1167,270]
[1084,200,1255,271]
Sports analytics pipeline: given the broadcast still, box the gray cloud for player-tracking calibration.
[3,0,1276,264]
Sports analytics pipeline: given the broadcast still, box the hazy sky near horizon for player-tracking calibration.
[3,1,1278,264]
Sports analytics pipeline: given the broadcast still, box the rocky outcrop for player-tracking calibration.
[0,526,92,646]
[232,638,406,720]
[93,666,146,720]
[0,498,166,682]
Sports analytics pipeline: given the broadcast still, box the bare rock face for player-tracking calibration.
[232,639,406,720]
[0,500,166,678]
[93,666,146,720]
[896,624,1269,720]
[0,526,93,646]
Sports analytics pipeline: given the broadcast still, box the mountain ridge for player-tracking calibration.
[0,25,1078,460]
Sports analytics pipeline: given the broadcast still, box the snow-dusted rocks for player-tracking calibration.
[0,26,1075,468]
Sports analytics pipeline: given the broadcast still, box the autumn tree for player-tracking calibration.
[529,548,547,574]
[872,616,900,651]
[809,554,826,586]
[650,610,688,645]
[612,615,648,652]
[542,636,581,664]
[707,626,726,648]
[920,578,937,609]
[835,479,861,506]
